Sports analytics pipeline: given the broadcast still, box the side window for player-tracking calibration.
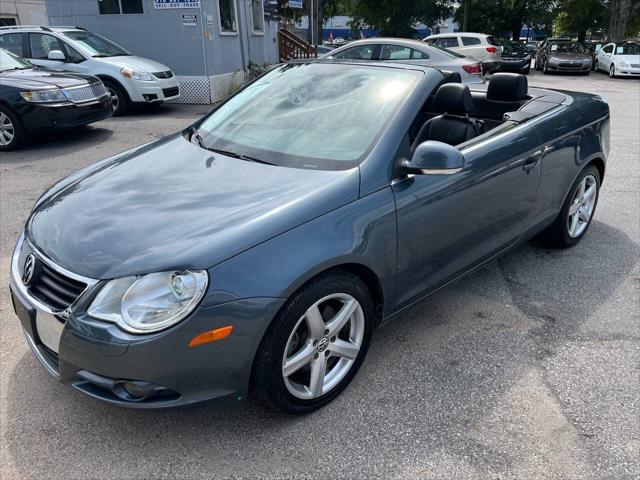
[436,37,459,48]
[411,49,429,60]
[334,45,375,60]
[0,33,24,56]
[98,0,143,14]
[218,0,238,34]
[29,33,64,60]
[380,44,412,60]
[604,45,614,53]
[61,42,85,63]
[250,0,264,34]
[461,37,481,46]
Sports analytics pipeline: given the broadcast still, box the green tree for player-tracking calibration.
[556,0,606,42]
[606,0,640,41]
[347,0,453,37]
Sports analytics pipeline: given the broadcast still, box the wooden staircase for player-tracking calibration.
[278,28,317,62]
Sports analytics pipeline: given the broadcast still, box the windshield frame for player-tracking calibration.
[0,48,33,72]
[192,62,423,171]
[62,30,131,58]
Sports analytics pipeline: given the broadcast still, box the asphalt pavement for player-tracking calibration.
[1,68,638,480]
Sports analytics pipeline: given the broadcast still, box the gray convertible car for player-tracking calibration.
[10,62,609,414]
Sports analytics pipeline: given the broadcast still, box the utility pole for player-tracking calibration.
[462,0,470,32]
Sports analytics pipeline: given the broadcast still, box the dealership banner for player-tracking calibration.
[154,0,201,9]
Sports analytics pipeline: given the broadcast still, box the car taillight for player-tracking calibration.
[463,64,482,74]
[486,47,497,53]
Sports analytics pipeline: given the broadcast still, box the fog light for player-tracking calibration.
[122,381,146,399]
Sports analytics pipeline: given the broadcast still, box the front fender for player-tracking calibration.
[204,187,398,317]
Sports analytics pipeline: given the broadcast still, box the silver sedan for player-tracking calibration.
[320,38,484,84]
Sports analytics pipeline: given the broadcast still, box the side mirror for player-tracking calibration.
[404,141,465,175]
[48,50,65,61]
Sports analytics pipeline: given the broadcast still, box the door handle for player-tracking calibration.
[522,155,540,173]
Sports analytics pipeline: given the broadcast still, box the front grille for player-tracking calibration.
[630,64,640,68]
[162,86,179,98]
[558,62,583,69]
[153,70,174,79]
[28,261,87,312]
[63,83,107,104]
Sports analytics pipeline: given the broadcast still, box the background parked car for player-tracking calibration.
[0,48,112,151]
[585,41,605,70]
[0,25,180,115]
[535,41,592,75]
[495,41,531,74]
[525,41,540,53]
[596,41,640,77]
[322,38,483,83]
[423,32,501,73]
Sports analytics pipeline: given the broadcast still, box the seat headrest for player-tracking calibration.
[432,83,474,116]
[487,73,528,101]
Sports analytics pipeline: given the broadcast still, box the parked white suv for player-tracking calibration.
[423,33,501,73]
[0,25,180,115]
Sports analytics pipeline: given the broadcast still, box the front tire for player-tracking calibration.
[539,165,600,248]
[609,64,615,78]
[253,270,374,414]
[543,60,549,74]
[103,80,129,116]
[0,106,25,151]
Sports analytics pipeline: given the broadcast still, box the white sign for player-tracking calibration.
[182,14,198,26]
[287,1,303,8]
[154,0,201,9]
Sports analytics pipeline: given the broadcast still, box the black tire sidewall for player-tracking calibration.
[253,270,375,414]
[0,105,24,151]
[103,80,129,116]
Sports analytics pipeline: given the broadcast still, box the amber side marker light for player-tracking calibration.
[188,325,233,348]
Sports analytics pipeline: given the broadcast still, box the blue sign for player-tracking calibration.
[154,0,201,9]
[287,1,303,8]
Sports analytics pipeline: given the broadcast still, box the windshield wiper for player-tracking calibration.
[190,130,275,165]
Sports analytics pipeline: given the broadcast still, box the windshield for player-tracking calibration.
[63,31,130,57]
[502,42,526,55]
[0,49,32,71]
[550,43,585,53]
[616,43,640,55]
[197,63,420,170]
[430,45,466,58]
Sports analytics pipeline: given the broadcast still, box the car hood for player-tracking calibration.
[0,68,94,89]
[615,54,640,64]
[27,134,360,279]
[94,55,171,73]
[549,52,590,61]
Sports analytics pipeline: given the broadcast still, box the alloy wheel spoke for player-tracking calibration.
[579,208,590,222]
[326,299,358,336]
[577,179,586,199]
[283,344,315,377]
[569,201,580,216]
[583,184,596,201]
[304,304,326,339]
[309,357,327,397]
[330,339,359,360]
[569,213,580,236]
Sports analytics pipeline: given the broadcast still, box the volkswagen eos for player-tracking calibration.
[10,62,609,414]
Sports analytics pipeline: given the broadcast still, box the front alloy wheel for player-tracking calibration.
[254,270,374,414]
[0,107,24,151]
[567,174,597,238]
[609,64,615,78]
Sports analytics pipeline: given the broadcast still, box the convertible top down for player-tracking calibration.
[10,61,609,413]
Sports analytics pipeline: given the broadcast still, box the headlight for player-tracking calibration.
[20,89,68,103]
[88,270,209,333]
[120,67,154,81]
[618,61,629,67]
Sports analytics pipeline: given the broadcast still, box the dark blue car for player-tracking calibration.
[10,61,609,414]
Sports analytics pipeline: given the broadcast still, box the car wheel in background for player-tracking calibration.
[543,60,549,74]
[253,270,374,414]
[522,65,531,75]
[103,80,129,116]
[609,64,616,78]
[539,165,600,248]
[0,106,24,151]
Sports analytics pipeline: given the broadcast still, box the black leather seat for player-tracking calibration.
[480,73,529,121]
[412,83,481,148]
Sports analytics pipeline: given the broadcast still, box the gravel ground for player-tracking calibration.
[1,68,638,480]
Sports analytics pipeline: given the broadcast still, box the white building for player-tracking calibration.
[0,0,48,26]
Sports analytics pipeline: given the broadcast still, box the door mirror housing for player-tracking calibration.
[404,141,465,175]
[48,50,65,61]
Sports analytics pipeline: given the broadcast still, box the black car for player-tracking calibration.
[0,48,112,151]
[496,41,531,74]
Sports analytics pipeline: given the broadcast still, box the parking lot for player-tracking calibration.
[1,69,638,479]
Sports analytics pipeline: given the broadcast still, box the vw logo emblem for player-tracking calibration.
[22,254,36,286]
[317,337,330,353]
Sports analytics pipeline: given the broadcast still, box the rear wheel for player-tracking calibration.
[609,64,615,78]
[103,80,129,116]
[539,166,600,248]
[0,106,24,151]
[253,270,374,414]
[522,64,531,75]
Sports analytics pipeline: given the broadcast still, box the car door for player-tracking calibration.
[392,124,542,308]
[599,44,613,70]
[26,32,71,71]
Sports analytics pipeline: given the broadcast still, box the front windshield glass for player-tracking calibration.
[63,31,130,57]
[617,43,640,55]
[551,43,585,53]
[197,63,420,170]
[0,49,32,71]
[502,42,526,54]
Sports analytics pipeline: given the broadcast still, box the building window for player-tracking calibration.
[98,0,143,14]
[0,18,18,27]
[250,0,265,34]
[217,0,238,34]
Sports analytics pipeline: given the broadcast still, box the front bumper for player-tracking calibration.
[10,234,284,408]
[20,95,112,134]
[495,59,530,72]
[124,76,181,104]
[613,66,640,76]
[546,62,591,73]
